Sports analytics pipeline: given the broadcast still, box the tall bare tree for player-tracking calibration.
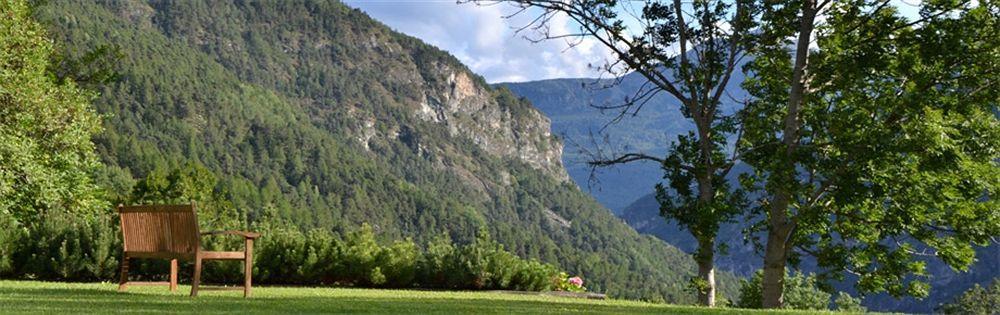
[468,0,760,306]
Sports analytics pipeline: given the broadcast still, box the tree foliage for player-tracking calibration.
[0,0,105,226]
[740,0,1000,306]
[0,0,108,275]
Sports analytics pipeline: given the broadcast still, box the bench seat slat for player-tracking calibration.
[201,251,246,260]
[126,252,196,260]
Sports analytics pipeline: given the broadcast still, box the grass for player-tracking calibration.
[0,280,849,314]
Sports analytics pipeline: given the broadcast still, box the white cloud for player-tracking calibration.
[344,1,613,83]
[345,1,933,83]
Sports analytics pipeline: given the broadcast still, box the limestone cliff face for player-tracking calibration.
[414,63,567,181]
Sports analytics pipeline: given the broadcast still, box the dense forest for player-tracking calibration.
[4,0,742,302]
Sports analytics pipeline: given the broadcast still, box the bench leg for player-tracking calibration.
[190,257,202,297]
[244,238,253,298]
[118,255,129,292]
[169,259,178,292]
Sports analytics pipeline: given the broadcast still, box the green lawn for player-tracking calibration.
[0,280,849,314]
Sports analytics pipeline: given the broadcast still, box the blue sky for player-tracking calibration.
[346,1,925,83]
[345,0,614,82]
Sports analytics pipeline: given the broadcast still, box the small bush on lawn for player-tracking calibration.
[555,273,586,293]
[834,291,866,313]
[736,270,831,310]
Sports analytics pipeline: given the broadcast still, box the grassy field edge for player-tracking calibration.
[0,280,856,314]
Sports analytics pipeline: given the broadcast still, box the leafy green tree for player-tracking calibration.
[472,0,760,306]
[939,278,1000,315]
[0,0,105,225]
[741,0,1000,307]
[0,0,109,276]
[129,162,241,231]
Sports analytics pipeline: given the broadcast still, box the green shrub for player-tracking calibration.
[939,279,1000,315]
[0,216,23,275]
[736,270,831,310]
[513,260,560,291]
[1,208,564,292]
[554,272,586,293]
[376,240,419,287]
[834,292,866,313]
[447,229,560,291]
[417,234,459,288]
[337,223,387,286]
[254,228,338,284]
[14,213,118,281]
[249,225,559,291]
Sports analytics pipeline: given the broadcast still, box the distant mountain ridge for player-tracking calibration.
[501,65,746,214]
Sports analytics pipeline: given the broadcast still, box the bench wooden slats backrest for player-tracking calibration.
[118,204,200,256]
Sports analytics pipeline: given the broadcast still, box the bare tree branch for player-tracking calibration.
[588,153,666,167]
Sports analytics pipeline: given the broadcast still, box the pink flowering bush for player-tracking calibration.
[568,277,583,287]
[554,272,587,292]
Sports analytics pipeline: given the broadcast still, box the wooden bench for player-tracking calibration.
[117,203,260,297]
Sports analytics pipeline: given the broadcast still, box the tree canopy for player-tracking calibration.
[0,0,105,225]
[740,0,999,306]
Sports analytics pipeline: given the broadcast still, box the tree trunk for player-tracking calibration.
[696,236,716,307]
[762,0,817,309]
[693,156,716,307]
[761,194,793,308]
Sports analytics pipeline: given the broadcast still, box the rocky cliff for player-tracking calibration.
[413,64,567,181]
[125,0,567,183]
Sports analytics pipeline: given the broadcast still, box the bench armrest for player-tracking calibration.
[201,230,261,239]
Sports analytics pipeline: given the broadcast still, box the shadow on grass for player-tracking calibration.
[0,286,704,314]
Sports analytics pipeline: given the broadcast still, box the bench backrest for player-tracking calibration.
[118,203,201,256]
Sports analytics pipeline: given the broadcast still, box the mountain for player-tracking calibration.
[505,66,997,313]
[499,78,669,214]
[501,68,746,214]
[31,0,740,303]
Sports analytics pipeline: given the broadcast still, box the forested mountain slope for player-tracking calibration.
[32,0,737,302]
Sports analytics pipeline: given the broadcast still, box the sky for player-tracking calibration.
[345,0,614,83]
[346,0,925,83]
